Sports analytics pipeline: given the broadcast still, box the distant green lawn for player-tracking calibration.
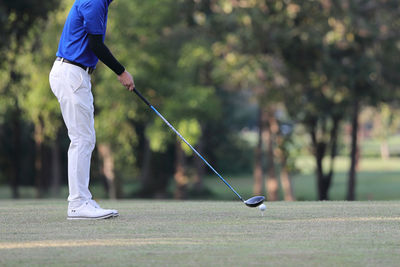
[1,200,400,266]
[359,135,400,157]
[204,156,400,201]
[0,157,399,201]
[292,156,400,201]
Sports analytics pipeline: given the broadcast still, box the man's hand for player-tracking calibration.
[118,71,135,91]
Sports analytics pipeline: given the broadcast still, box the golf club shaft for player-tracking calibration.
[133,88,244,202]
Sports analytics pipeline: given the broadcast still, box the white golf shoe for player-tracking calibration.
[89,199,119,217]
[67,201,114,220]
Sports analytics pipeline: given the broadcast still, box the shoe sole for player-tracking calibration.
[67,213,114,220]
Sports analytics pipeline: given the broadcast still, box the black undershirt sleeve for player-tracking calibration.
[88,34,125,75]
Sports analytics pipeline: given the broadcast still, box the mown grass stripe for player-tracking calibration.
[0,238,198,249]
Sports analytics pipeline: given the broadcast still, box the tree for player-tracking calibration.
[326,0,398,200]
[0,0,59,198]
[275,0,349,200]
[94,0,219,199]
[210,0,293,201]
[278,0,399,200]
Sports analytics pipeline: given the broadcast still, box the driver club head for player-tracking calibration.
[244,196,265,207]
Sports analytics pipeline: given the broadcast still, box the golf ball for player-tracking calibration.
[259,204,266,211]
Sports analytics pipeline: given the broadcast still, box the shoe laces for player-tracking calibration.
[89,199,100,209]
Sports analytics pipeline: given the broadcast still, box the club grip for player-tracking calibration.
[133,88,151,107]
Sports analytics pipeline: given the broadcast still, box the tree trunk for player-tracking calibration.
[276,134,295,201]
[193,152,205,193]
[98,143,120,199]
[347,99,360,201]
[315,144,328,200]
[193,127,206,193]
[34,120,45,198]
[274,121,296,201]
[310,122,329,201]
[50,134,62,197]
[323,116,340,200]
[373,110,389,160]
[139,137,152,191]
[264,109,279,201]
[193,145,206,193]
[253,108,264,196]
[174,140,188,199]
[380,140,390,160]
[309,115,340,201]
[10,108,21,198]
[280,157,295,201]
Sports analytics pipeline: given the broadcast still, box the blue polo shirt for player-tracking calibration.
[56,0,113,68]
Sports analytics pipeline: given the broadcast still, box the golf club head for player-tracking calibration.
[244,196,265,207]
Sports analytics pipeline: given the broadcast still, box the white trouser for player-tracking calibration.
[49,60,94,206]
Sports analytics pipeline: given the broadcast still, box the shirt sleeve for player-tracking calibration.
[88,34,125,75]
[80,0,107,35]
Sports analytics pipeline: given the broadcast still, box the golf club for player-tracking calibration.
[133,88,265,208]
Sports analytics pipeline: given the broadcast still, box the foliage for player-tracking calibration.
[1,0,400,200]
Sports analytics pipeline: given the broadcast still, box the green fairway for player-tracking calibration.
[1,200,400,266]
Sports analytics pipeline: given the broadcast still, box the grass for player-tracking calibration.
[359,135,400,157]
[1,200,400,266]
[295,156,400,173]
[288,156,400,201]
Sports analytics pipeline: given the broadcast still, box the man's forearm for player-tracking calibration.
[88,34,125,75]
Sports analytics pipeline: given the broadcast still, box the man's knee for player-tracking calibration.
[70,136,95,152]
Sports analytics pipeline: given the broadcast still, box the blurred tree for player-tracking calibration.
[22,0,73,197]
[274,119,296,201]
[2,0,400,202]
[280,0,398,200]
[168,6,221,198]
[211,0,292,201]
[94,0,221,199]
[0,0,59,64]
[0,0,59,198]
[277,0,348,200]
[330,0,397,200]
[370,0,400,160]
[92,0,177,198]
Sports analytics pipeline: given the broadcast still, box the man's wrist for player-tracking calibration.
[116,67,125,76]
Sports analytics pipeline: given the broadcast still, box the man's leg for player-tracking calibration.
[50,61,114,219]
[52,62,94,204]
[64,82,95,206]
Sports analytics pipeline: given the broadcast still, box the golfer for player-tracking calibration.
[49,0,134,220]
